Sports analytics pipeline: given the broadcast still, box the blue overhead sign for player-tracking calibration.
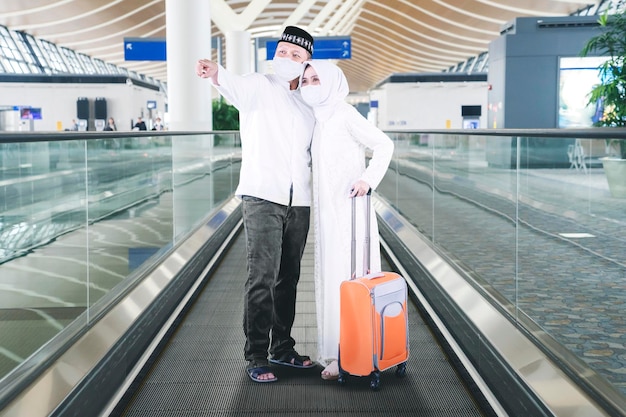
[124,38,166,61]
[265,36,351,60]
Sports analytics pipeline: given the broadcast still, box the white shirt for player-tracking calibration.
[212,64,315,206]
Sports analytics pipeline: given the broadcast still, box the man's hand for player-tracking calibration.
[196,59,218,83]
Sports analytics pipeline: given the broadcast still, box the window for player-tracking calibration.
[37,39,68,73]
[59,46,85,74]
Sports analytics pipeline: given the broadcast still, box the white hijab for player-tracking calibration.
[301,60,350,121]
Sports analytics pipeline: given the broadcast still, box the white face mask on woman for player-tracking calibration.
[300,85,325,106]
[273,56,305,82]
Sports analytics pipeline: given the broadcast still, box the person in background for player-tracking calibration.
[133,116,147,130]
[151,117,164,131]
[195,26,316,384]
[103,117,117,131]
[300,60,394,380]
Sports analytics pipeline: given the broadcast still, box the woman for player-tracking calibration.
[103,117,117,131]
[300,60,394,380]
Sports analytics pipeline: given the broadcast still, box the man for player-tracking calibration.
[133,116,147,130]
[195,26,315,383]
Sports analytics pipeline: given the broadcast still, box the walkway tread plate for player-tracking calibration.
[120,231,486,417]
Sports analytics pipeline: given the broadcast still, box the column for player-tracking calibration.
[165,0,214,236]
[165,0,212,131]
[225,31,251,75]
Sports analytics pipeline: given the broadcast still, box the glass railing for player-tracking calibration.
[0,131,241,382]
[378,129,626,408]
[2,127,626,412]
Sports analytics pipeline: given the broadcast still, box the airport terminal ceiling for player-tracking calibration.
[0,0,608,94]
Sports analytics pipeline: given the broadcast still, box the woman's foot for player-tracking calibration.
[321,360,339,380]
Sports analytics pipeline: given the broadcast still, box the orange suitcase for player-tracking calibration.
[338,193,409,390]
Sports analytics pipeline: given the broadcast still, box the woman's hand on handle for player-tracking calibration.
[349,180,371,197]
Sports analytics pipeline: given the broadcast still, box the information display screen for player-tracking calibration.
[558,56,608,128]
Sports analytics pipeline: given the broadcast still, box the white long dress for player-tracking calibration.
[305,60,394,366]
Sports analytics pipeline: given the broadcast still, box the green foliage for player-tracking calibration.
[212,98,239,131]
[580,11,626,158]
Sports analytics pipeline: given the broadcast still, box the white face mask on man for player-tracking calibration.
[300,85,325,106]
[273,56,305,82]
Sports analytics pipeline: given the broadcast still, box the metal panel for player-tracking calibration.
[0,197,241,417]
[372,194,611,417]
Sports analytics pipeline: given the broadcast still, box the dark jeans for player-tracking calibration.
[241,196,310,364]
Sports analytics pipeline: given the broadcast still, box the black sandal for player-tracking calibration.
[246,365,278,383]
[246,360,278,382]
[269,350,316,369]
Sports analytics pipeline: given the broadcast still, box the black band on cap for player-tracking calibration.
[279,26,314,56]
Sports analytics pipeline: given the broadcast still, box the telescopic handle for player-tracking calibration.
[350,189,371,280]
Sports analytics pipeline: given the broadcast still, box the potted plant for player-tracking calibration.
[580,10,626,197]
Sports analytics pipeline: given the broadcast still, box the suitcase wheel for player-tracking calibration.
[395,362,407,378]
[337,369,347,385]
[369,371,381,391]
[337,355,346,385]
